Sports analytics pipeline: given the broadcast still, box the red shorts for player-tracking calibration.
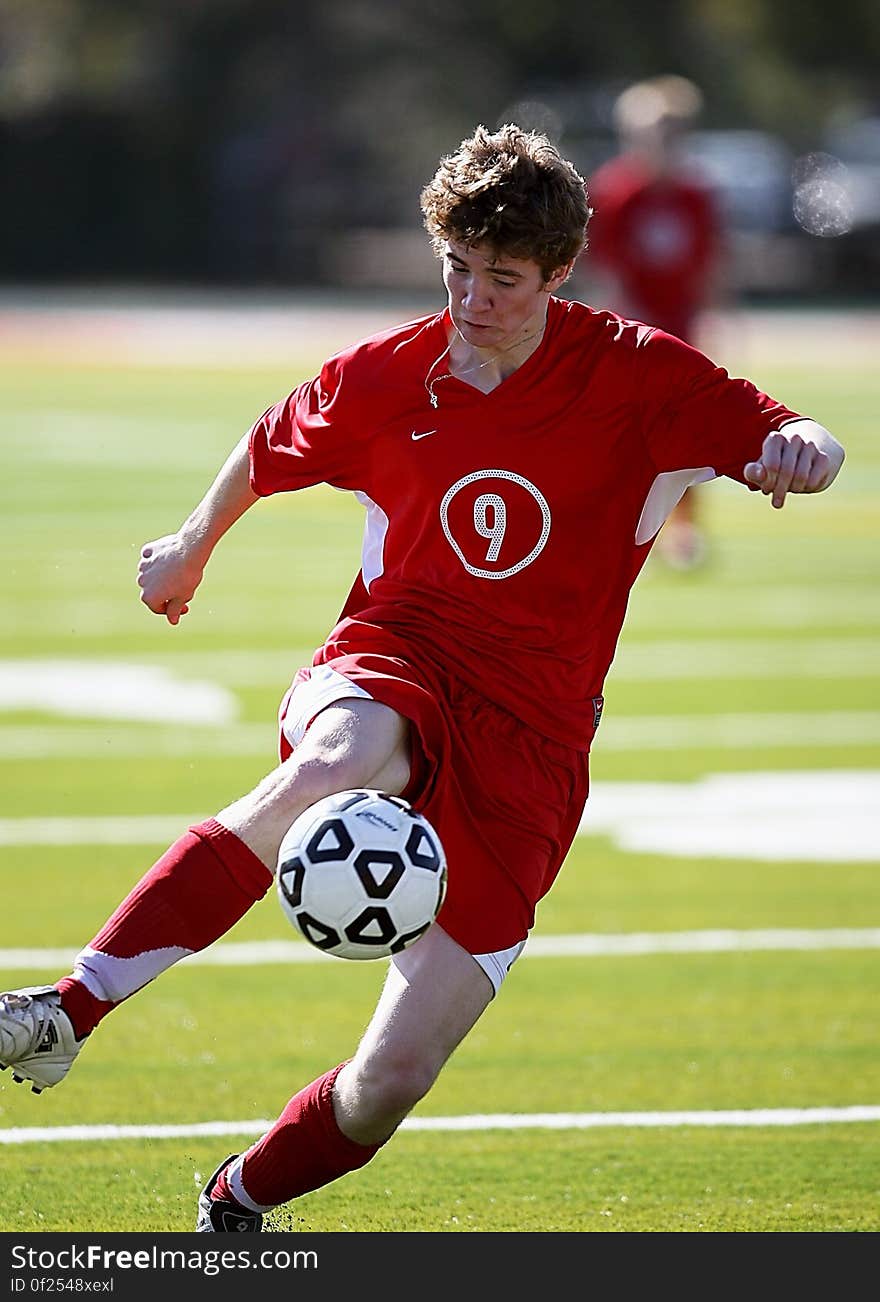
[277,620,594,954]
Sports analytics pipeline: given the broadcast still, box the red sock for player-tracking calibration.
[216,1064,383,1210]
[56,819,272,1038]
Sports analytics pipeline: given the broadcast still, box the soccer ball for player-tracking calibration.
[276,789,448,961]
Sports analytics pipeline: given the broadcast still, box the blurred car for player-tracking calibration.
[679,128,819,295]
[822,115,880,231]
[682,128,796,232]
[792,115,880,293]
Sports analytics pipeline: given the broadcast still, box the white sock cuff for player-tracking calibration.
[73,945,193,1003]
[227,1154,274,1215]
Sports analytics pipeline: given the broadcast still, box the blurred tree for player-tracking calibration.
[0,0,876,285]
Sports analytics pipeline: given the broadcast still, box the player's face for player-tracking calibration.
[442,240,567,352]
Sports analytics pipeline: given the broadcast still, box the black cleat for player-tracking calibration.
[196,1154,263,1232]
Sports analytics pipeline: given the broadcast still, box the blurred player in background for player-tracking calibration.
[0,123,843,1232]
[585,75,726,569]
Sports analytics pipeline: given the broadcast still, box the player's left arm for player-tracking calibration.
[743,419,845,509]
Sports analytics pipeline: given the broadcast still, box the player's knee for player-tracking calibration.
[246,748,372,813]
[291,703,409,796]
[284,750,371,807]
[216,703,411,871]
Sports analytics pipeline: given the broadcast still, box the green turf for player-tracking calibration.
[0,320,878,1233]
[8,1126,880,1233]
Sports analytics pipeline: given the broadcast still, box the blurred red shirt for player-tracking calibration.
[586,153,721,342]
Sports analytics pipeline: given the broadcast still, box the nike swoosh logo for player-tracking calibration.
[411,430,439,441]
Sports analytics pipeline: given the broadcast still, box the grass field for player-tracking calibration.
[0,297,878,1234]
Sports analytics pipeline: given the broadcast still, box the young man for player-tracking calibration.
[584,76,725,568]
[0,124,844,1232]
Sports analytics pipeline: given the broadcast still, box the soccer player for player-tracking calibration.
[0,124,844,1232]
[584,75,726,569]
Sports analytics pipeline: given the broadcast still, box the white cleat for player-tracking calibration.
[0,985,86,1093]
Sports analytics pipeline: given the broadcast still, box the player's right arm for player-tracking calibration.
[137,433,259,625]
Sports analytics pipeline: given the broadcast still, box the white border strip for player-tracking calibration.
[1,710,878,763]
[2,1106,878,1145]
[1,929,879,972]
[5,932,879,973]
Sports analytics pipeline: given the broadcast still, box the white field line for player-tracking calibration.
[0,724,273,760]
[2,1106,879,1146]
[606,638,880,680]
[3,768,878,862]
[617,594,880,633]
[523,929,880,956]
[600,712,880,751]
[1,929,879,973]
[17,638,872,687]
[0,815,211,846]
[0,710,878,762]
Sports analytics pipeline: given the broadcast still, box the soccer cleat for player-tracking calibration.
[0,985,87,1093]
[196,1154,263,1233]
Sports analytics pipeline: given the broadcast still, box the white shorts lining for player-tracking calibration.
[472,939,527,996]
[280,664,373,751]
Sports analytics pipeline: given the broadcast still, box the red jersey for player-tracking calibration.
[249,297,800,750]
[586,153,720,341]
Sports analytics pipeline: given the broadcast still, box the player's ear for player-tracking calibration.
[545,260,575,292]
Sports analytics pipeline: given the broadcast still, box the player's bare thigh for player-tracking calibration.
[216,698,411,868]
[334,923,495,1145]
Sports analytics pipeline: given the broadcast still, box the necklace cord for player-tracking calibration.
[425,324,546,408]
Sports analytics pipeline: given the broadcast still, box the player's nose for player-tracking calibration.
[461,278,491,311]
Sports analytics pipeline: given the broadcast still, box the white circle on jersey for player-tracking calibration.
[439,469,551,579]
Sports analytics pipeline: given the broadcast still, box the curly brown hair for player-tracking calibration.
[420,123,591,281]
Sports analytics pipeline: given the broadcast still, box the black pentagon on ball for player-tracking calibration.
[405,823,442,871]
[278,856,307,908]
[295,911,342,951]
[306,817,355,863]
[344,906,397,947]
[353,849,405,898]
